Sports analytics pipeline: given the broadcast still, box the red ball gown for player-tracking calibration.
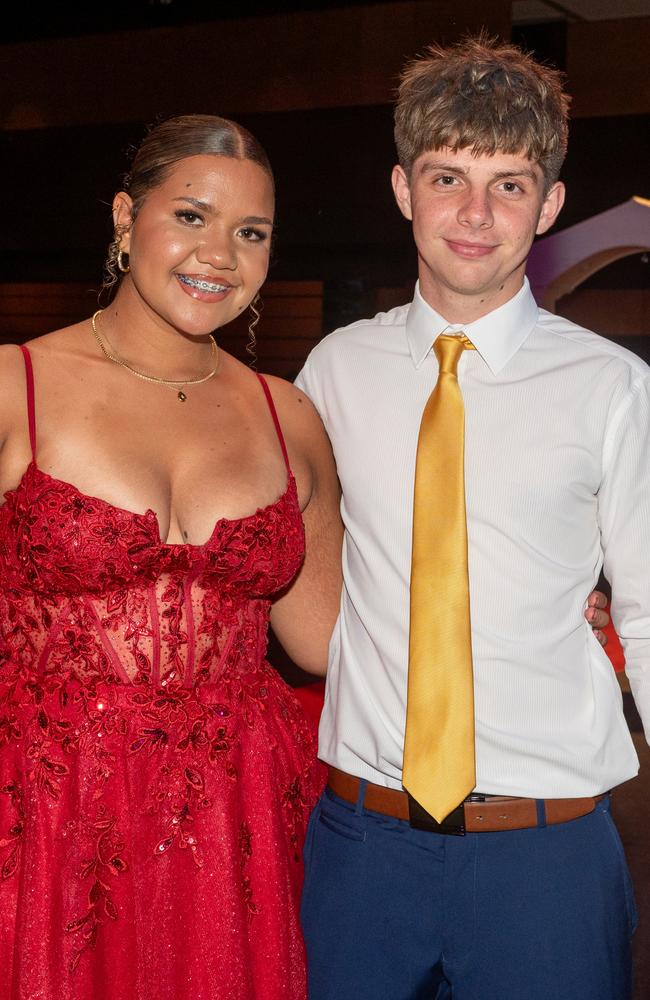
[0,347,324,999]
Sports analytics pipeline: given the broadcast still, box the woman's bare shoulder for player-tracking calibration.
[0,342,29,403]
[0,343,30,450]
[22,320,93,360]
[0,323,91,434]
[216,353,324,433]
[259,372,324,430]
[259,372,335,485]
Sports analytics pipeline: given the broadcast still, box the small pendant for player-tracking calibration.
[178,391,187,402]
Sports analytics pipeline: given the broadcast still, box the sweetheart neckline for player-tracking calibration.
[2,461,297,550]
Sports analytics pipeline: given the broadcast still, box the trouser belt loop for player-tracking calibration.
[535,799,547,829]
[355,778,368,815]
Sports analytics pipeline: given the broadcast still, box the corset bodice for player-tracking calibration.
[0,461,304,688]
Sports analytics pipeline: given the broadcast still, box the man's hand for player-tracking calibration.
[585,590,609,647]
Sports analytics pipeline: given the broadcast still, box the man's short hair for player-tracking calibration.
[394,35,570,188]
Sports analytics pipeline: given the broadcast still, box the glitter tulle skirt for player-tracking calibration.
[0,662,324,1000]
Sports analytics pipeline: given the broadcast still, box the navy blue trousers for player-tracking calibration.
[301,787,637,1000]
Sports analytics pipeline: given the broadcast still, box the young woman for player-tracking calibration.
[0,116,341,1000]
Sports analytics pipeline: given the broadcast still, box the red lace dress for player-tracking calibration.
[0,347,325,1000]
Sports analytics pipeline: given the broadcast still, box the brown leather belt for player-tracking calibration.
[328,767,607,835]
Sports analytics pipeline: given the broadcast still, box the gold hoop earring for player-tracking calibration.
[100,226,130,304]
[247,293,261,369]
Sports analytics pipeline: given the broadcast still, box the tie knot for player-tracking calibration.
[434,334,473,374]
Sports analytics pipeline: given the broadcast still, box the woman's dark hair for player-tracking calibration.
[125,114,274,213]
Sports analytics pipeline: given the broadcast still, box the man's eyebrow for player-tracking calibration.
[418,161,540,183]
[491,167,539,184]
[419,161,468,176]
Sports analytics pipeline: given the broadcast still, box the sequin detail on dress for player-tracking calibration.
[0,348,324,1000]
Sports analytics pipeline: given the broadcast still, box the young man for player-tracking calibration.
[296,37,649,1000]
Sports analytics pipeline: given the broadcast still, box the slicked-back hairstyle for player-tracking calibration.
[125,114,274,217]
[394,36,570,188]
[103,114,274,294]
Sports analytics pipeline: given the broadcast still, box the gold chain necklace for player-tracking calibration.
[91,309,219,402]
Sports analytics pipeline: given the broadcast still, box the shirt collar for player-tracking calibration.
[405,277,539,374]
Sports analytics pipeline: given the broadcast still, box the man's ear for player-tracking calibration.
[536,181,565,236]
[391,165,413,221]
[112,192,135,251]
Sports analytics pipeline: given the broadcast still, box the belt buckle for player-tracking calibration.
[407,794,466,836]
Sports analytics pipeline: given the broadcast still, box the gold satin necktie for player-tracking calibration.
[403,333,476,824]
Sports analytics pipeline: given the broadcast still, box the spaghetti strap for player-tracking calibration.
[256,374,291,475]
[19,345,37,462]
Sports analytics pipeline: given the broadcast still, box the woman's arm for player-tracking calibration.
[269,387,343,677]
[0,344,35,495]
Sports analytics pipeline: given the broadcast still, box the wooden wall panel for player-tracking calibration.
[0,281,323,380]
[0,283,100,338]
[556,288,650,339]
[1,2,511,130]
[567,18,650,117]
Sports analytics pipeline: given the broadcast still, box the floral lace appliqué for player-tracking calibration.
[0,457,325,995]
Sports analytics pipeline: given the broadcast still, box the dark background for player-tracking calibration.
[2,1,649,349]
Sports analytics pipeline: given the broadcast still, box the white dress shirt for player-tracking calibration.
[295,278,650,797]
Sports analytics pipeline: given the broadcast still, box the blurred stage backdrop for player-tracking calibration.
[1,0,649,375]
